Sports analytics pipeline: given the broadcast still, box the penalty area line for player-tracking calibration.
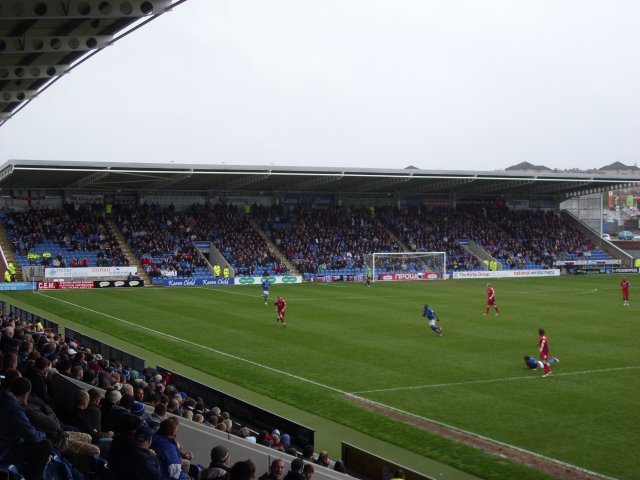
[352,365,640,394]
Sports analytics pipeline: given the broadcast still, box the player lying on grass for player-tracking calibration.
[524,355,559,370]
[422,304,443,336]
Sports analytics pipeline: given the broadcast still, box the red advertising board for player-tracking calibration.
[37,281,94,290]
[377,272,441,281]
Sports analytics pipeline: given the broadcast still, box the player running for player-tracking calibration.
[537,328,552,377]
[484,283,500,317]
[620,278,630,306]
[422,304,443,336]
[274,296,287,327]
[262,277,271,305]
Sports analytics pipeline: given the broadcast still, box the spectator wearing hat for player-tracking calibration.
[283,459,304,480]
[131,401,146,418]
[200,445,231,479]
[152,417,190,480]
[280,434,291,451]
[130,425,162,479]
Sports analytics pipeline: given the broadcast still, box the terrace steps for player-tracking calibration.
[0,222,23,281]
[105,219,152,286]
[377,219,410,252]
[250,219,300,276]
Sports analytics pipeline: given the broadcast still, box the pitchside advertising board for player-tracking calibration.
[37,280,144,290]
[377,272,441,281]
[45,266,138,278]
[161,277,233,287]
[234,276,302,285]
[161,276,303,287]
[0,282,36,291]
[451,269,561,279]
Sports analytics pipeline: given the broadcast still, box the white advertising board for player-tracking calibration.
[451,269,560,279]
[45,266,138,279]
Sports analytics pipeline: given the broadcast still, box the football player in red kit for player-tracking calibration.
[620,278,630,307]
[537,328,552,377]
[274,296,287,327]
[484,283,500,316]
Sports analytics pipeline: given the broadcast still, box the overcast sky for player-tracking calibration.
[1,0,639,171]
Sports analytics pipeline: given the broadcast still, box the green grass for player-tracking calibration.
[2,275,639,479]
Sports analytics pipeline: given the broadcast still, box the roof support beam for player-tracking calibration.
[147,172,193,190]
[528,181,592,194]
[0,35,112,53]
[67,171,109,189]
[464,179,536,195]
[414,178,476,194]
[358,176,412,192]
[0,0,173,19]
[227,173,271,189]
[291,174,343,191]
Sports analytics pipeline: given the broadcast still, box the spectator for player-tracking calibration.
[147,403,168,432]
[0,377,52,480]
[229,459,256,480]
[302,464,314,480]
[333,461,346,474]
[200,445,231,479]
[315,451,331,468]
[283,459,304,480]
[152,417,190,480]
[259,459,285,480]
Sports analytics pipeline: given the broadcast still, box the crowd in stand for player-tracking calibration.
[0,312,342,480]
[255,206,402,274]
[116,203,206,278]
[376,206,483,270]
[1,205,129,268]
[0,202,607,281]
[182,204,287,277]
[486,209,594,268]
[118,203,287,278]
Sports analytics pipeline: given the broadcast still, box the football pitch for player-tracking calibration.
[2,275,639,480]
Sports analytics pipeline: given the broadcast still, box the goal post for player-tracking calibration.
[364,252,447,282]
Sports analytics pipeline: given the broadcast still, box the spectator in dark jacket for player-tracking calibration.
[0,377,52,480]
[283,459,304,480]
[110,424,161,480]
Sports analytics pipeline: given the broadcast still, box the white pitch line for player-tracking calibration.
[34,292,619,480]
[352,365,640,394]
[345,394,619,480]
[35,292,349,395]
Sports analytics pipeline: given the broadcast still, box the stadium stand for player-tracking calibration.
[117,203,287,284]
[254,205,403,276]
[1,205,129,270]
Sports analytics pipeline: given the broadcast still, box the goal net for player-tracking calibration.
[364,252,446,282]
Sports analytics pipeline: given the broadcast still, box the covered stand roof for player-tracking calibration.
[1,160,638,200]
[0,0,185,127]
